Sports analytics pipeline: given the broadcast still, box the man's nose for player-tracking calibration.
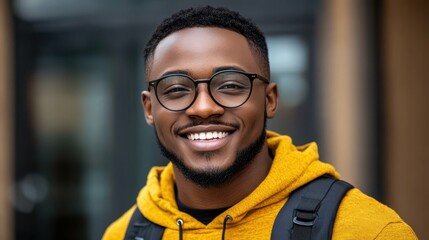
[185,84,224,119]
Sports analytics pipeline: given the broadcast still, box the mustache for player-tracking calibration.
[174,119,240,134]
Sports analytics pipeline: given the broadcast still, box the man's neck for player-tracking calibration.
[173,145,273,209]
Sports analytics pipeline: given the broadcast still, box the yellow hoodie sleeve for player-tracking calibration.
[102,206,135,240]
[374,222,418,239]
[333,188,417,239]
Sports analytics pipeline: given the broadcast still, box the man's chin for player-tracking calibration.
[156,129,266,188]
[170,157,236,188]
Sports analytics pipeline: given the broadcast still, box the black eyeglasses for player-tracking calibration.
[147,70,269,111]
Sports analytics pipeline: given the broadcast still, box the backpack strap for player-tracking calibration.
[271,176,353,240]
[124,206,165,240]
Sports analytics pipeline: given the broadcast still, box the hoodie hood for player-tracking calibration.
[137,130,339,233]
[103,131,417,240]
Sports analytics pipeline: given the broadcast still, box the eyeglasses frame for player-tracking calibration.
[147,69,270,112]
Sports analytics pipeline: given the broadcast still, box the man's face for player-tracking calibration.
[142,27,277,187]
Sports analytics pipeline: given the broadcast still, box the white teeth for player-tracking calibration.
[187,132,229,140]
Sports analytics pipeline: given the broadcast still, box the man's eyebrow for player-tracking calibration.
[160,70,189,77]
[213,66,245,73]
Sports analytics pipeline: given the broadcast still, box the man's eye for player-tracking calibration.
[219,84,243,89]
[164,86,190,94]
[160,85,192,100]
[216,81,249,94]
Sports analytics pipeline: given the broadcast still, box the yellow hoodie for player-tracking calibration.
[103,131,417,239]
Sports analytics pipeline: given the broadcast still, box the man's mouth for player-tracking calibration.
[177,124,237,151]
[187,131,230,141]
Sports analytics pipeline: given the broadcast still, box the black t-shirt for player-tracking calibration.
[176,191,229,225]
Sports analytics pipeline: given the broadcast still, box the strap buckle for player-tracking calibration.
[293,210,316,227]
[293,216,315,226]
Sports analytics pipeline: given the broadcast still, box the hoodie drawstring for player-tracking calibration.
[176,215,232,240]
[176,218,184,240]
[222,215,233,240]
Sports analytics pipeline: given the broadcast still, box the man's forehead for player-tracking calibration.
[155,27,248,52]
[147,27,261,79]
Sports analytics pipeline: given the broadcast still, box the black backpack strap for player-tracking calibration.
[124,206,165,240]
[271,176,353,240]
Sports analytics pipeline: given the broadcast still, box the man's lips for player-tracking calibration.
[176,122,239,141]
[175,122,239,152]
[187,131,229,140]
[178,126,235,152]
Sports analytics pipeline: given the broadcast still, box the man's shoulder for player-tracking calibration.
[340,188,399,218]
[334,188,417,239]
[102,205,136,240]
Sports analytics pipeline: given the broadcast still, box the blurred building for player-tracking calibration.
[0,0,428,239]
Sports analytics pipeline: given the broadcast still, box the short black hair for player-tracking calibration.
[144,6,270,77]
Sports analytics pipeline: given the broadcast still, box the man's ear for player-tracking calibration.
[265,82,278,119]
[141,90,154,126]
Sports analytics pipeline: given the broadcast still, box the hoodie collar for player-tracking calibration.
[137,130,339,230]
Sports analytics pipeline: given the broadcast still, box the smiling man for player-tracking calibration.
[103,6,417,240]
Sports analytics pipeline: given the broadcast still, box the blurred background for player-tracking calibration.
[0,0,428,239]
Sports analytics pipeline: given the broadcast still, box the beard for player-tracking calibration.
[155,120,267,188]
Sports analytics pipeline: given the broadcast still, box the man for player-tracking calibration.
[103,6,417,239]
